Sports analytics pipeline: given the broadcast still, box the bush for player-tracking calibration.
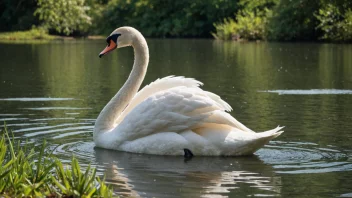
[315,2,352,42]
[213,10,269,41]
[212,0,276,40]
[34,0,92,36]
[212,18,237,40]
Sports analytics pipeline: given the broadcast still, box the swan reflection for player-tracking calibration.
[94,148,281,197]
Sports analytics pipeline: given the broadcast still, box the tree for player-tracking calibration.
[99,0,239,37]
[268,0,321,41]
[315,0,352,41]
[35,0,91,35]
[0,0,38,32]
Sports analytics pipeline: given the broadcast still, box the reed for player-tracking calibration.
[0,124,114,198]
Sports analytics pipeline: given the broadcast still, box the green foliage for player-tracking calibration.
[52,158,112,197]
[1,0,352,41]
[213,0,352,42]
[267,0,320,41]
[85,0,109,35]
[0,125,114,197]
[315,1,352,41]
[0,28,54,40]
[213,10,269,41]
[0,0,38,32]
[99,0,239,37]
[212,18,237,40]
[213,0,275,40]
[237,0,279,11]
[34,0,92,36]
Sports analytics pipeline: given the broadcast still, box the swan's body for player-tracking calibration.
[94,27,283,156]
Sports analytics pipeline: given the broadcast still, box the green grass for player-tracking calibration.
[0,28,56,41]
[0,124,114,198]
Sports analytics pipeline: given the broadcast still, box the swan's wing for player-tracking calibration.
[114,76,203,125]
[113,86,253,142]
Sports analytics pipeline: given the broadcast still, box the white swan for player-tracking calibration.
[94,26,284,156]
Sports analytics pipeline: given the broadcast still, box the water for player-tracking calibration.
[0,39,352,197]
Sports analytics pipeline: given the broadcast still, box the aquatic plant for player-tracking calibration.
[0,124,114,198]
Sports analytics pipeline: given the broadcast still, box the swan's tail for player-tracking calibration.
[239,126,284,155]
[257,126,284,140]
[222,126,284,156]
[194,125,284,156]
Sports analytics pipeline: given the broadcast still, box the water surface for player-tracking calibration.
[0,40,351,197]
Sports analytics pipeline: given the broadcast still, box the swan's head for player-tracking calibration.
[99,26,139,58]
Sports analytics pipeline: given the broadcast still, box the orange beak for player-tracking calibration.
[99,40,117,58]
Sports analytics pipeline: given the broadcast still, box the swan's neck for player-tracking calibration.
[94,35,149,134]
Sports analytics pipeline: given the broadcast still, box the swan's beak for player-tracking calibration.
[99,40,117,58]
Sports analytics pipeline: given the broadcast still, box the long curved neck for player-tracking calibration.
[95,34,149,133]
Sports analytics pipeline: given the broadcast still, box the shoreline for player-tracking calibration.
[0,29,105,42]
[0,30,351,44]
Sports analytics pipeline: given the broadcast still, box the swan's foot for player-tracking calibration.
[184,148,194,158]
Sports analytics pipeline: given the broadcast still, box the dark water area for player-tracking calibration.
[0,39,351,197]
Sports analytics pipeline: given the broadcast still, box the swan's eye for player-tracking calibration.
[110,34,121,43]
[105,34,121,46]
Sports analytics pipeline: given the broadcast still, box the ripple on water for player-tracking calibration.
[0,123,47,127]
[55,140,351,174]
[22,107,91,110]
[0,97,76,101]
[258,89,352,95]
[0,117,28,121]
[54,141,96,162]
[257,141,351,174]
[23,125,93,137]
[52,139,351,197]
[0,114,22,116]
[13,123,90,133]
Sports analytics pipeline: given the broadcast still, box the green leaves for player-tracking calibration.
[213,0,352,41]
[34,0,92,35]
[213,11,269,41]
[99,0,239,37]
[315,2,352,41]
[51,158,112,197]
[213,0,273,40]
[0,125,114,197]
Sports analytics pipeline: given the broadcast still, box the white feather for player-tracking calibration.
[95,83,284,156]
[94,27,284,156]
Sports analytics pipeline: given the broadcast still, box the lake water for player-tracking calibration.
[0,39,351,197]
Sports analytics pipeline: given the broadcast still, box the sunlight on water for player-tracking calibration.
[22,107,91,110]
[257,142,352,174]
[259,89,352,95]
[0,97,76,101]
[0,118,28,121]
[341,193,352,197]
[23,125,93,137]
[0,114,22,116]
